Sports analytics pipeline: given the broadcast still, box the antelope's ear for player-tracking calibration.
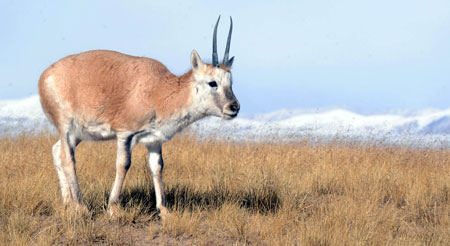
[226,56,234,68]
[190,50,204,70]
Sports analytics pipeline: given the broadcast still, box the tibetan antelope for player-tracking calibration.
[38,16,239,216]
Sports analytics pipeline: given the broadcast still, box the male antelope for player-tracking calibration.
[38,17,239,216]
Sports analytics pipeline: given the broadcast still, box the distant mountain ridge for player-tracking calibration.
[1,95,450,146]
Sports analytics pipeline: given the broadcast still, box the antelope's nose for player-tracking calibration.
[229,100,240,113]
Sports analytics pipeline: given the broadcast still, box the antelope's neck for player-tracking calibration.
[172,70,207,124]
[165,70,196,120]
[137,70,205,143]
[148,70,204,126]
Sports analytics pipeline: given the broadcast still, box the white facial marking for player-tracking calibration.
[191,66,236,119]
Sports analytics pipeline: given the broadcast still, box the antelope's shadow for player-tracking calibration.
[115,183,281,215]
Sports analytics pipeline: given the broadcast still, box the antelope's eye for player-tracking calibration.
[208,81,218,88]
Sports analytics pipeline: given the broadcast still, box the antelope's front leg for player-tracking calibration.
[108,137,131,216]
[146,144,168,216]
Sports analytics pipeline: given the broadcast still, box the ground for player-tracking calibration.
[1,131,450,245]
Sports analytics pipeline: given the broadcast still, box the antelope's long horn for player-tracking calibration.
[223,16,233,66]
[212,16,220,67]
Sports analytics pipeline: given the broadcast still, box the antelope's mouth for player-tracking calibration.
[223,112,238,119]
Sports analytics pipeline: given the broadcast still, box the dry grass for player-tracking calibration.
[1,131,450,245]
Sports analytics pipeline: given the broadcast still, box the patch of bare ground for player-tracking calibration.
[1,131,450,245]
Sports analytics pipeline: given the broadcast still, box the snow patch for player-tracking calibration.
[1,95,450,147]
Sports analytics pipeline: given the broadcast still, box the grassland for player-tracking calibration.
[1,131,450,245]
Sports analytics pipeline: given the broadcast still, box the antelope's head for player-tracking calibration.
[190,16,240,120]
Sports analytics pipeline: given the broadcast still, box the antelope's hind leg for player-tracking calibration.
[52,140,71,204]
[54,135,85,211]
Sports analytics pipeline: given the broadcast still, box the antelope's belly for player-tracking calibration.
[73,121,117,141]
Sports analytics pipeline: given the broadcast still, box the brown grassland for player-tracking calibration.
[1,131,450,245]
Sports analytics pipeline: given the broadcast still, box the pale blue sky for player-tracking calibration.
[1,0,450,114]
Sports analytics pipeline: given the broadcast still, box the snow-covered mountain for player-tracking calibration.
[1,95,450,147]
[0,95,48,130]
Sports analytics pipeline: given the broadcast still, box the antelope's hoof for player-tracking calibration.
[61,202,90,217]
[108,204,121,217]
[75,203,89,215]
[158,206,170,219]
[64,201,88,212]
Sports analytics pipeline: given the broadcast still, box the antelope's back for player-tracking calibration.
[38,50,173,130]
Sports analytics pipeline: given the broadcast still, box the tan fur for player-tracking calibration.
[39,50,193,132]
